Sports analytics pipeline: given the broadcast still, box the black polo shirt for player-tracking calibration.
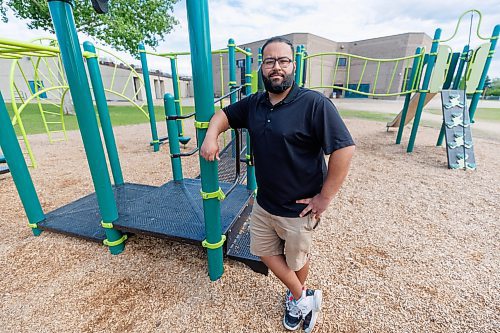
[223,83,355,217]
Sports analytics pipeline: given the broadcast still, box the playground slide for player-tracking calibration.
[386,92,437,128]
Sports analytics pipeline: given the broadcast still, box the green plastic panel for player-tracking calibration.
[465,43,491,94]
[429,45,452,93]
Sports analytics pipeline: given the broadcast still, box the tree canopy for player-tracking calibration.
[0,0,179,57]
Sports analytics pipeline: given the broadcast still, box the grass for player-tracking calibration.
[339,110,397,123]
[5,102,195,136]
[7,101,495,137]
[427,108,500,122]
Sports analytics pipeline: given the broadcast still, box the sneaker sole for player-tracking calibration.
[282,317,301,331]
[304,290,322,333]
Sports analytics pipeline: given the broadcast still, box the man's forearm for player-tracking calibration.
[320,145,355,200]
[206,110,230,139]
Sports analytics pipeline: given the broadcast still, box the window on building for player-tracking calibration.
[337,57,347,67]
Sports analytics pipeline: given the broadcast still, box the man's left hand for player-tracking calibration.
[296,193,332,219]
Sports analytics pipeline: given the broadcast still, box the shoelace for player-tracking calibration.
[286,296,302,317]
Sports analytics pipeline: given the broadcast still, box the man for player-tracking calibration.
[201,36,355,332]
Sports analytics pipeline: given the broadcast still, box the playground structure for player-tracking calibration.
[0,151,8,174]
[1,35,196,168]
[139,42,256,148]
[296,10,498,155]
[0,0,264,281]
[1,37,64,168]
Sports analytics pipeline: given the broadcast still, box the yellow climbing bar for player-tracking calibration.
[202,235,226,250]
[194,121,210,129]
[103,235,128,247]
[101,221,114,229]
[200,187,226,201]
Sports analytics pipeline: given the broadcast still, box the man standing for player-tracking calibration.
[201,37,355,332]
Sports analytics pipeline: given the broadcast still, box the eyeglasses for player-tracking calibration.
[262,57,293,69]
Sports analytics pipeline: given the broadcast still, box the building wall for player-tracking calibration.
[0,57,192,103]
[211,32,433,99]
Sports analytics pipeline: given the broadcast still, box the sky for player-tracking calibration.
[1,0,499,78]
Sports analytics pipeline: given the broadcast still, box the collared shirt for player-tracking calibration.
[223,83,355,217]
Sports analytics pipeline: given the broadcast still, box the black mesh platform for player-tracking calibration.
[227,221,268,275]
[37,183,157,242]
[113,178,253,244]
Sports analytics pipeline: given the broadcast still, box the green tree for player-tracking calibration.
[0,0,179,57]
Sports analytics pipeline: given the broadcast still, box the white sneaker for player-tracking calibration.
[293,289,322,333]
[283,289,302,330]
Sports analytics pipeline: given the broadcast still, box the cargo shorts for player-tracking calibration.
[249,201,320,271]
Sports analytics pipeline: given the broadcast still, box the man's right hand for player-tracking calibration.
[200,135,220,161]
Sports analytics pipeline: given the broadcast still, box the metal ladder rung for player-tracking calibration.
[42,111,61,116]
[49,130,65,133]
[45,121,62,124]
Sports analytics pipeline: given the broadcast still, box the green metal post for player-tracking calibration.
[295,45,302,83]
[186,0,224,281]
[83,41,124,185]
[245,48,252,96]
[300,46,306,86]
[245,48,257,191]
[48,0,124,254]
[468,25,500,122]
[407,29,441,153]
[228,39,237,104]
[138,43,160,152]
[396,47,422,145]
[0,92,45,236]
[169,57,187,142]
[257,47,264,92]
[436,50,462,146]
[436,45,470,145]
[228,39,237,157]
[164,93,183,181]
[452,46,470,89]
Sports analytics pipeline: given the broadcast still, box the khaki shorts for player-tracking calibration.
[249,201,320,271]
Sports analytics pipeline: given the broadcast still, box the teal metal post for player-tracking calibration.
[164,94,183,181]
[228,39,237,157]
[407,29,441,153]
[245,48,257,191]
[468,25,500,122]
[48,0,125,254]
[138,43,160,152]
[228,39,237,104]
[452,46,470,90]
[436,50,463,146]
[83,41,124,185]
[245,48,252,96]
[396,47,422,145]
[0,92,45,236]
[294,45,302,83]
[169,57,189,145]
[186,0,224,281]
[257,47,264,92]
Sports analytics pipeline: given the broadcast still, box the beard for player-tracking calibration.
[262,69,294,94]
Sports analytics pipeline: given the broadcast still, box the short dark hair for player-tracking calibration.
[261,36,294,58]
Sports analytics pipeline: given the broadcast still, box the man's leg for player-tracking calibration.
[295,258,310,287]
[260,254,303,300]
